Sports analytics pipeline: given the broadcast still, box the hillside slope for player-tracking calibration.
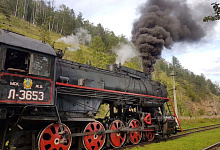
[152,59,220,116]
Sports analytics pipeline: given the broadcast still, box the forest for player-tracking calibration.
[0,0,127,47]
[0,0,220,116]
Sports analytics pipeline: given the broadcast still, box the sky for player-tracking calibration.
[55,0,146,38]
[55,0,220,84]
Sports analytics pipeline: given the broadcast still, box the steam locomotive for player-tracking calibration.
[0,29,182,150]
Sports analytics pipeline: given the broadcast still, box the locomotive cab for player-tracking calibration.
[0,30,56,107]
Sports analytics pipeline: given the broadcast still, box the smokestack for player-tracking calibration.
[132,0,213,74]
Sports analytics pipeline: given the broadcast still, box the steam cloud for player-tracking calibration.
[56,28,91,51]
[113,44,139,64]
[132,0,214,74]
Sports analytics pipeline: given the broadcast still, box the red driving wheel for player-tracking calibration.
[38,123,72,150]
[83,121,106,150]
[109,120,126,148]
[128,119,142,144]
[145,131,155,141]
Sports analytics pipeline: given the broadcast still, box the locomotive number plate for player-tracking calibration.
[7,89,44,101]
[0,73,53,104]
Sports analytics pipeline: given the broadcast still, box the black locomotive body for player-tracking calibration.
[0,29,182,150]
[55,59,168,116]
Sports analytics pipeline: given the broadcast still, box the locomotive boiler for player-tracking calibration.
[0,29,182,150]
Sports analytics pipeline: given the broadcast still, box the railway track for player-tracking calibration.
[182,123,220,132]
[107,123,220,150]
[203,142,220,150]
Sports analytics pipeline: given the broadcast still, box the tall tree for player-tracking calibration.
[203,2,220,22]
[90,36,105,52]
[0,2,11,20]
[38,24,51,44]
[14,0,19,16]
[76,12,84,28]
[103,30,119,53]
[56,4,76,35]
[89,36,106,67]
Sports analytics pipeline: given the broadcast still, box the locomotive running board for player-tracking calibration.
[56,82,169,103]
[56,82,183,132]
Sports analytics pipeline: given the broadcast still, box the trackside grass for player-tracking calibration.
[129,117,220,150]
[179,117,220,130]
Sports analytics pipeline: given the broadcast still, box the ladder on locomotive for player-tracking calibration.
[164,99,183,132]
[165,101,174,116]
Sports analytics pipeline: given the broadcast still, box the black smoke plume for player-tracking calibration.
[132,0,209,74]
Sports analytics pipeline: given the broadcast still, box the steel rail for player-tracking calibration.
[183,123,220,132]
[202,142,220,150]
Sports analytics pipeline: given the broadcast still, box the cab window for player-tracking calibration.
[5,48,29,72]
[29,54,51,77]
[4,48,51,77]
